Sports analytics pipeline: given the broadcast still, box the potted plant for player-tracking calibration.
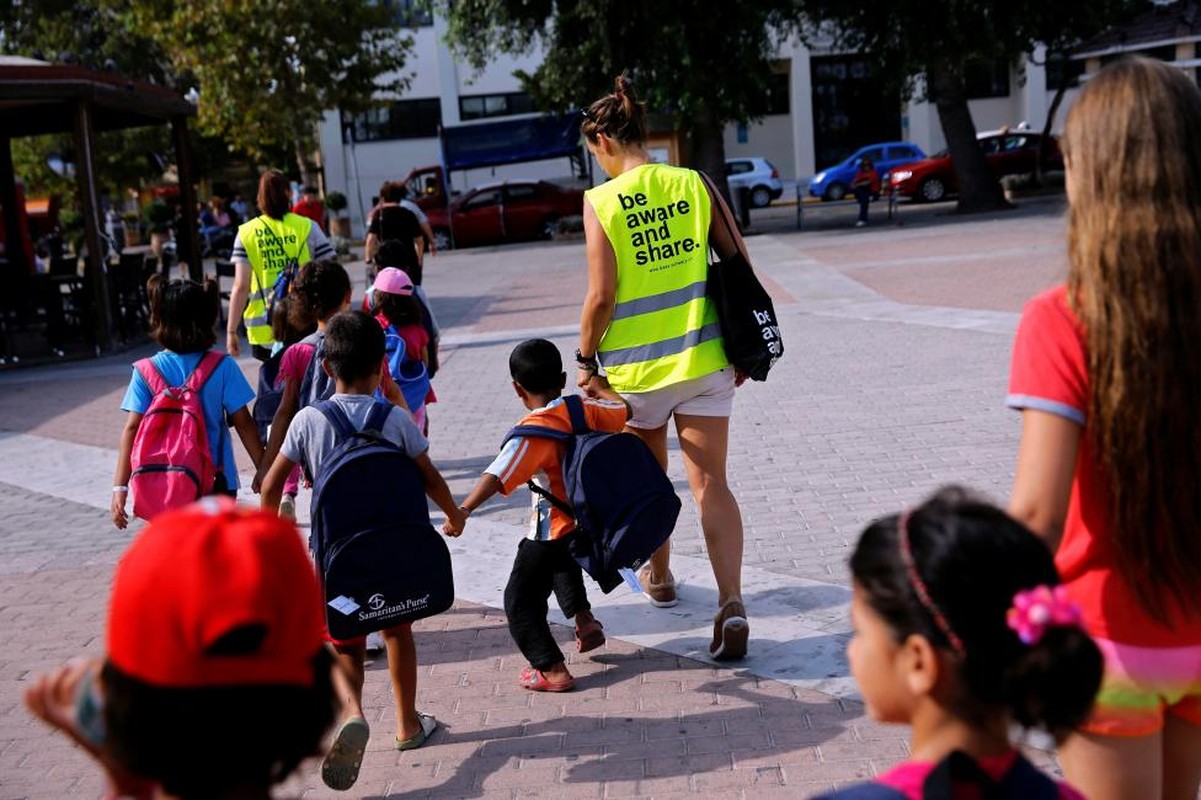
[326,191,351,238]
[122,211,142,247]
[144,199,174,258]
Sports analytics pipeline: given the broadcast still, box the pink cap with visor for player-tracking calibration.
[373,267,415,296]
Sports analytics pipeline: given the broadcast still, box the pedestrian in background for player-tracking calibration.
[851,158,878,227]
[1007,56,1201,800]
[578,75,750,661]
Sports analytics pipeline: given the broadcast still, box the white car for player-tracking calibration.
[725,157,784,208]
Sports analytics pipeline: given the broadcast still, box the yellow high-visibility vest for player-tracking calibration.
[586,164,728,393]
[238,212,314,346]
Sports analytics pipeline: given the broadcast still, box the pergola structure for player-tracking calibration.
[0,57,199,351]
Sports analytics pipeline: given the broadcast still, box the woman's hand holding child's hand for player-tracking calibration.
[442,506,468,537]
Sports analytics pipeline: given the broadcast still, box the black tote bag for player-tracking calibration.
[700,173,783,381]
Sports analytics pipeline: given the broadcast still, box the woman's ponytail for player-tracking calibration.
[582,72,647,145]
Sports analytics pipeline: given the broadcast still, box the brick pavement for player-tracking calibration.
[0,206,1069,799]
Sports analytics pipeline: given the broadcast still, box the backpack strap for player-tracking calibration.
[314,400,356,443]
[563,394,590,434]
[501,423,571,448]
[364,401,393,434]
[134,357,168,395]
[185,351,225,394]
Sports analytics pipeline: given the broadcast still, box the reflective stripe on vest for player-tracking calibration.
[238,213,313,346]
[586,164,728,393]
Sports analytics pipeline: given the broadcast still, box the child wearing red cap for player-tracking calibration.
[24,500,337,799]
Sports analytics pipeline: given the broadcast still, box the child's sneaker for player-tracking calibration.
[279,492,296,520]
[638,565,678,608]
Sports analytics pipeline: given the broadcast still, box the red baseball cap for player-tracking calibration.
[106,498,325,688]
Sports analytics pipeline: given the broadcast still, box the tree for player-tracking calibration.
[437,0,800,199]
[117,0,415,185]
[792,0,1142,213]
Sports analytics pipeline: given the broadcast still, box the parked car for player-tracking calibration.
[426,180,584,250]
[725,157,784,208]
[808,142,927,201]
[888,130,1064,203]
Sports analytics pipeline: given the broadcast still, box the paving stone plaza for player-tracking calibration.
[0,197,1071,798]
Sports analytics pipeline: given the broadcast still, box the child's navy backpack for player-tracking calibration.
[502,394,681,592]
[811,751,1061,800]
[375,314,430,412]
[297,331,333,410]
[309,400,453,640]
[253,347,286,442]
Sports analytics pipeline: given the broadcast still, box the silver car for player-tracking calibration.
[725,157,784,208]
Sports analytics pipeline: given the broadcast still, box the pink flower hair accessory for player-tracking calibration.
[1006,585,1083,646]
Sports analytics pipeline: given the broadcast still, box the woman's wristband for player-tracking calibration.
[113,486,128,494]
[575,349,599,372]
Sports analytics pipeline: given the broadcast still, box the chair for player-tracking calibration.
[110,253,150,341]
[215,259,236,325]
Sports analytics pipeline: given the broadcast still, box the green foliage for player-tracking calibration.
[116,0,415,171]
[791,0,1144,98]
[437,0,801,163]
[325,190,348,214]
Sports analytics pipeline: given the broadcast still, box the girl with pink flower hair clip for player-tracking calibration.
[812,486,1102,800]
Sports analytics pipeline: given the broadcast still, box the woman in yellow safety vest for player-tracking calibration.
[577,75,751,661]
[227,170,335,361]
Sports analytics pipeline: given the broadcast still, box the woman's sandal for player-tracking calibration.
[321,716,370,791]
[395,712,438,751]
[520,666,575,692]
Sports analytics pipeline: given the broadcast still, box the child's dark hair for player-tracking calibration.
[582,73,647,145]
[509,339,563,395]
[375,291,423,329]
[851,486,1103,740]
[288,259,350,330]
[323,310,385,384]
[147,275,219,353]
[102,648,335,796]
[270,294,316,346]
[375,238,421,284]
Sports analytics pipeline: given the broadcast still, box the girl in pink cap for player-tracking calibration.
[372,267,433,431]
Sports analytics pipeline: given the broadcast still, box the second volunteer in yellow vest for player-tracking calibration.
[226,170,335,361]
[577,75,751,662]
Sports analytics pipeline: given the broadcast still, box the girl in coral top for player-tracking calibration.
[1008,57,1201,800]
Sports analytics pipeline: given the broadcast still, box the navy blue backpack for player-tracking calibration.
[310,400,453,640]
[297,331,333,410]
[811,751,1061,800]
[502,394,681,592]
[253,347,286,442]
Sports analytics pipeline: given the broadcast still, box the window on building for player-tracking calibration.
[343,98,442,143]
[749,70,790,116]
[963,58,1011,99]
[459,92,535,121]
[379,0,433,27]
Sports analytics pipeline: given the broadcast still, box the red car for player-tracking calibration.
[888,131,1063,202]
[427,180,584,250]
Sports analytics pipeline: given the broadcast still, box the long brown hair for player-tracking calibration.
[1063,56,1201,620]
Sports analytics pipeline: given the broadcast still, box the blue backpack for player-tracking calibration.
[309,400,454,640]
[376,316,431,412]
[811,751,1060,800]
[502,395,681,592]
[253,347,286,442]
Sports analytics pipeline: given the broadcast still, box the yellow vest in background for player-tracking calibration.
[586,164,727,393]
[238,212,313,346]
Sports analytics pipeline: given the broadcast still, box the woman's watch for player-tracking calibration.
[575,349,599,372]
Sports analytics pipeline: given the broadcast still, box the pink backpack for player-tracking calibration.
[130,351,225,521]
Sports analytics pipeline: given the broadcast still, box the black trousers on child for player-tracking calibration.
[503,536,591,671]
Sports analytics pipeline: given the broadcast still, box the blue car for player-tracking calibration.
[807,141,927,201]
